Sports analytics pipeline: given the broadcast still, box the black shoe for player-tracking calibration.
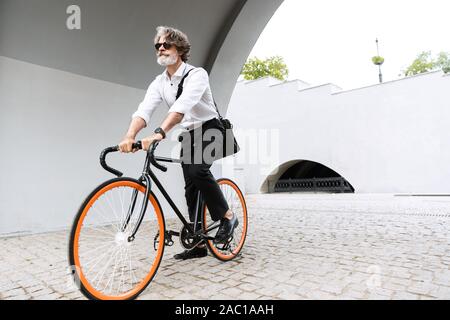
[214,212,239,244]
[173,246,207,260]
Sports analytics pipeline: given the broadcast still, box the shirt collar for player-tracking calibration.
[164,62,187,80]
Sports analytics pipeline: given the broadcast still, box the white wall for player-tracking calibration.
[224,72,450,194]
[0,0,284,236]
[0,56,189,235]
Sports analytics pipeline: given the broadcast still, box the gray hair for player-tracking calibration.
[154,26,191,62]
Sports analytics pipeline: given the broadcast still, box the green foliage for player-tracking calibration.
[372,56,384,65]
[241,56,289,81]
[403,51,450,76]
[436,51,450,74]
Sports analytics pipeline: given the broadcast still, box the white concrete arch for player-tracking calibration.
[0,0,284,235]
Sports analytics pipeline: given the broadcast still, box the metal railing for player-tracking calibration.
[273,177,353,193]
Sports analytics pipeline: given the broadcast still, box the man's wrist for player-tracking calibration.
[153,133,164,140]
[154,127,166,139]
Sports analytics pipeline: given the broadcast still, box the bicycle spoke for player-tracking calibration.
[104,192,123,232]
[84,245,117,276]
[94,246,120,289]
[71,180,165,299]
[125,247,133,287]
[79,241,114,258]
[106,246,124,295]
[91,202,120,233]
[119,187,126,227]
[126,246,139,286]
[100,248,121,293]
[117,246,126,294]
[85,215,118,236]
[80,232,113,241]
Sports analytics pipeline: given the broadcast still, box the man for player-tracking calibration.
[119,26,238,260]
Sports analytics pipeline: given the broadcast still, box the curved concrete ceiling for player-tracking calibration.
[0,0,283,112]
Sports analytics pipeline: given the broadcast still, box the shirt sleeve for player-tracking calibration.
[168,68,209,115]
[132,76,163,126]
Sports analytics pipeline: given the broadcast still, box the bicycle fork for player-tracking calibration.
[120,174,152,242]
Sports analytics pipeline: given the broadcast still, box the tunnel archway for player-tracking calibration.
[261,160,354,193]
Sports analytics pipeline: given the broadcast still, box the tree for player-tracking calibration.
[435,51,450,74]
[241,56,289,81]
[403,51,450,76]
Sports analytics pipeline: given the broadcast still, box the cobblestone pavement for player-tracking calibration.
[1,193,450,300]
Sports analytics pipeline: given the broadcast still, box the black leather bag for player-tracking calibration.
[176,68,240,164]
[214,107,240,158]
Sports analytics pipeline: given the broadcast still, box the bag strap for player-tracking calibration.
[212,99,223,120]
[175,68,195,100]
[176,67,224,120]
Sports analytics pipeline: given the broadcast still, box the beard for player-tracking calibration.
[157,52,178,66]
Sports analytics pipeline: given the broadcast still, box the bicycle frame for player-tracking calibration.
[100,141,220,243]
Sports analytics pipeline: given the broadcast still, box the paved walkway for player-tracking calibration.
[1,193,450,300]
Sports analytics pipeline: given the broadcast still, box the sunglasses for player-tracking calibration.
[154,42,173,50]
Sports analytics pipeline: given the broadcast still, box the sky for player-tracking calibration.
[248,0,450,90]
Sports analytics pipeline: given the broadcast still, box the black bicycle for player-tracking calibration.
[68,141,248,300]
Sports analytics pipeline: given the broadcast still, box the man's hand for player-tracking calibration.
[119,117,147,153]
[119,136,137,153]
[142,133,164,151]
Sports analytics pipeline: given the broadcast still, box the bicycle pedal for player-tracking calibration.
[153,230,176,249]
[167,230,180,237]
[215,236,233,251]
[164,239,174,246]
[216,243,230,251]
[164,230,177,246]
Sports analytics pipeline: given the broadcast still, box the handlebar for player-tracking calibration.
[99,140,167,177]
[149,142,168,172]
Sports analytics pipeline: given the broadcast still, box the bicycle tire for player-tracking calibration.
[68,177,165,300]
[202,178,248,261]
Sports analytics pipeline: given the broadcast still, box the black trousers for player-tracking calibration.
[181,163,229,222]
[179,118,229,222]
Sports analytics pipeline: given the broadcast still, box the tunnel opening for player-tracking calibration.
[270,160,354,193]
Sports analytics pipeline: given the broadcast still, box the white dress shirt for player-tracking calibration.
[132,62,219,130]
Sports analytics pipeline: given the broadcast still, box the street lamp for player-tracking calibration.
[372,38,384,83]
